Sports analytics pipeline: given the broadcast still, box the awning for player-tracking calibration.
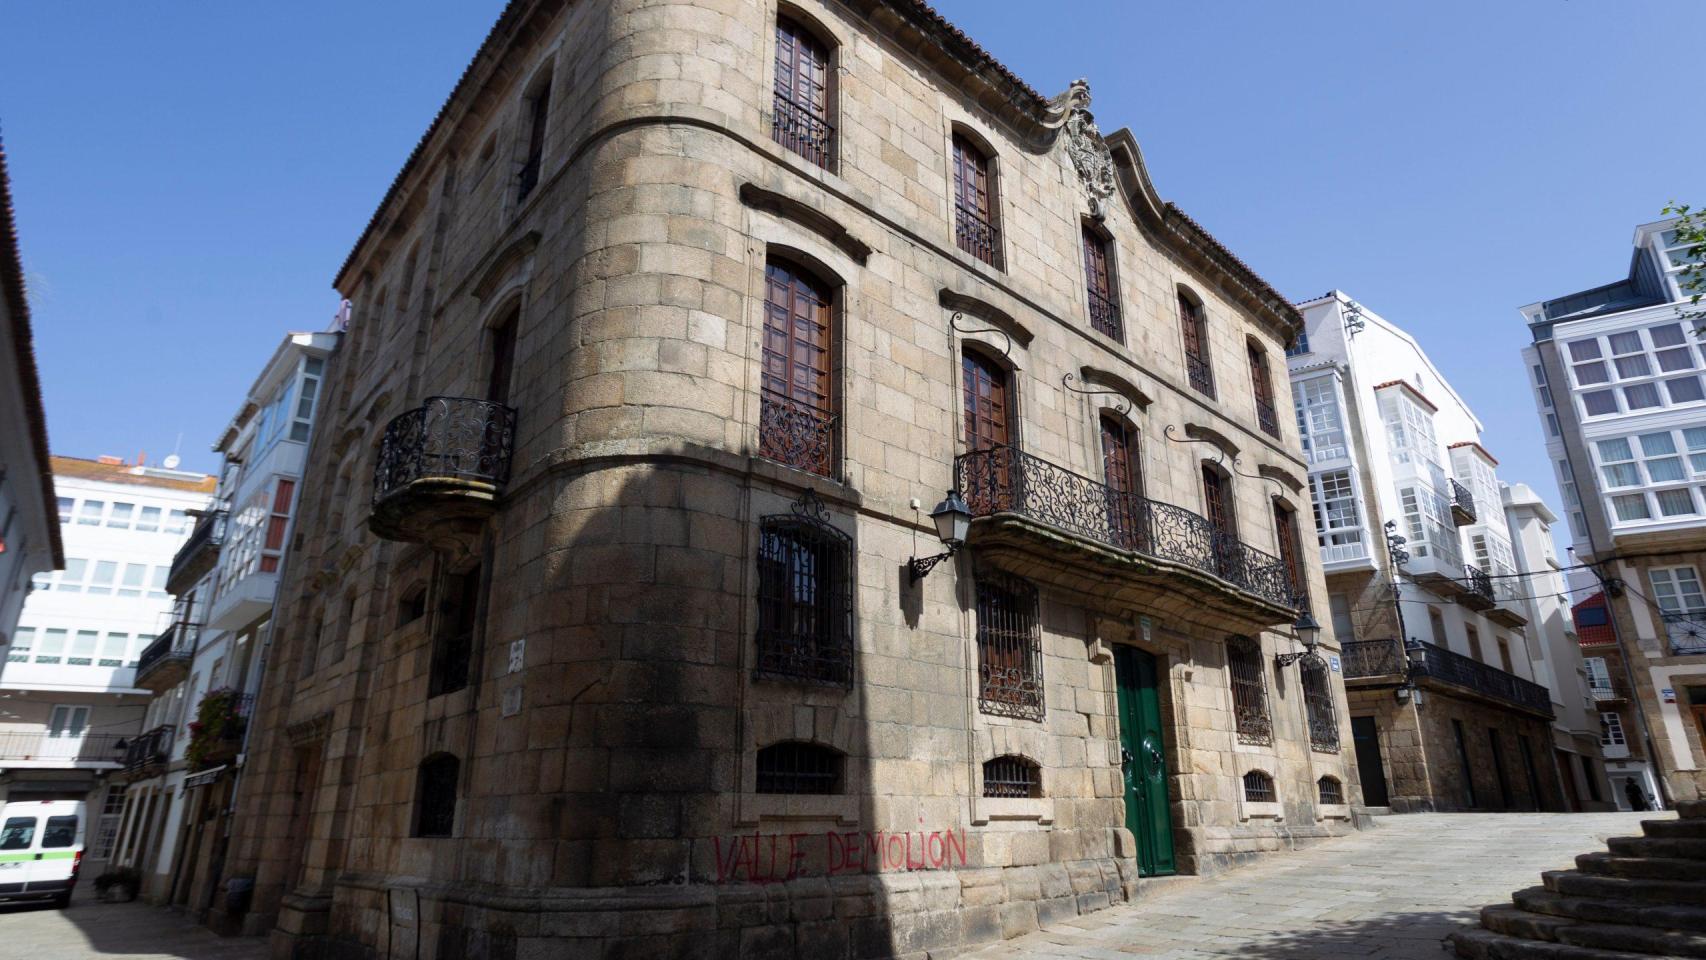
[183,765,228,789]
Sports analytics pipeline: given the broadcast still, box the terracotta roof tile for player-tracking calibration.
[1372,379,1438,413]
[50,455,217,494]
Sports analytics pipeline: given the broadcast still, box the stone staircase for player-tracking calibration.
[1450,800,1706,959]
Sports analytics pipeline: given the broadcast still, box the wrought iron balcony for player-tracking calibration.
[758,390,835,478]
[1186,354,1215,397]
[1340,638,1553,717]
[120,724,175,778]
[166,508,227,594]
[0,731,128,765]
[1449,478,1477,526]
[1087,289,1122,342]
[771,94,834,169]
[1460,564,1496,611]
[1254,398,1280,438]
[954,202,1001,267]
[1661,611,1706,656]
[135,623,199,693]
[370,396,517,545]
[955,446,1297,628]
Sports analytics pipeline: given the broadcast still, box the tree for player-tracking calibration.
[1662,201,1706,327]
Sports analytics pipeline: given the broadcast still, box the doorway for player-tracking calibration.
[1114,645,1175,876]
[1350,716,1390,807]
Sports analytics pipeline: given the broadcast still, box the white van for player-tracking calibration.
[0,800,86,907]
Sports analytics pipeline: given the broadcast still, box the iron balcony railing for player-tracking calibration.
[1449,478,1477,525]
[1463,564,1496,605]
[1255,398,1280,438]
[168,509,227,581]
[1186,354,1215,397]
[1340,638,1552,716]
[954,202,1001,267]
[955,446,1296,609]
[0,731,128,764]
[135,623,198,680]
[758,390,835,478]
[1588,684,1625,702]
[1661,612,1706,655]
[771,94,834,169]
[373,396,517,506]
[122,725,175,773]
[1087,288,1122,342]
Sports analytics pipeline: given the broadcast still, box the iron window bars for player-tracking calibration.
[956,446,1296,609]
[1301,656,1340,753]
[1227,636,1273,746]
[755,491,854,685]
[1317,776,1344,805]
[975,571,1045,721]
[758,390,836,478]
[1242,769,1276,803]
[982,755,1041,798]
[756,741,841,794]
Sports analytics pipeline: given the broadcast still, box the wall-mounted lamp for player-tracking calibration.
[908,489,971,583]
[1274,611,1322,668]
[1395,639,1428,705]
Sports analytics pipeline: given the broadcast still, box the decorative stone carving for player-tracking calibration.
[1049,79,1116,220]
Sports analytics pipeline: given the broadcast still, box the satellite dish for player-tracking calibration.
[162,454,181,470]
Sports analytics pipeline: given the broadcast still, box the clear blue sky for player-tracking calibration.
[4,1,1702,546]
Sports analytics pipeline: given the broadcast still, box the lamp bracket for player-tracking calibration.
[1061,372,1130,415]
[908,544,960,584]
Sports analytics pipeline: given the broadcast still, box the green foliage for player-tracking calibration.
[184,687,247,770]
[1662,201,1706,327]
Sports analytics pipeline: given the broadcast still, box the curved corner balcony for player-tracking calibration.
[955,446,1299,633]
[369,397,517,547]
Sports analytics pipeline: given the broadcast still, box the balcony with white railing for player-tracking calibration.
[1401,515,1466,597]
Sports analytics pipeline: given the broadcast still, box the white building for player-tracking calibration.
[1288,291,1606,811]
[109,331,332,907]
[1521,216,1706,805]
[0,140,63,647]
[0,455,214,872]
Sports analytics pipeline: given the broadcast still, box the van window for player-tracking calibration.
[41,816,77,848]
[0,817,35,849]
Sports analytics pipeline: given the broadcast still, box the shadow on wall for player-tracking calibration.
[0,890,266,959]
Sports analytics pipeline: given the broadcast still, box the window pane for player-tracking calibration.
[1573,362,1609,385]
[78,500,104,525]
[1583,390,1618,415]
[57,497,73,522]
[1647,457,1686,482]
[1598,438,1633,461]
[1612,495,1651,521]
[1568,339,1603,361]
[1614,354,1651,379]
[107,502,134,528]
[11,627,33,652]
[1667,377,1705,403]
[1658,489,1696,516]
[1609,331,1644,354]
[39,629,67,655]
[167,510,187,533]
[100,632,127,659]
[1600,464,1641,487]
[1658,347,1695,372]
[1651,323,1687,347]
[89,560,117,594]
[61,557,88,585]
[136,506,161,532]
[1640,433,1678,456]
[1624,383,1662,409]
[71,630,98,657]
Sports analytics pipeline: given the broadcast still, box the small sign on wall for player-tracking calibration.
[509,638,525,674]
[1139,616,1153,645]
[1329,655,1341,673]
[1663,687,1677,703]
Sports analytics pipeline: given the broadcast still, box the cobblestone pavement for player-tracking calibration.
[968,812,1664,960]
[0,885,266,960]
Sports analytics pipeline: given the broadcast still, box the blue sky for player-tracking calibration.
[3,1,1702,546]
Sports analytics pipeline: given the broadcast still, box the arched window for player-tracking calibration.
[755,491,853,685]
[772,16,833,168]
[961,348,1015,515]
[1226,636,1271,745]
[976,572,1043,721]
[1100,414,1144,550]
[413,753,460,838]
[1179,289,1213,397]
[487,306,518,406]
[1301,657,1340,753]
[1082,224,1121,342]
[1272,500,1306,609]
[952,133,1001,268]
[429,564,482,697]
[1317,775,1344,805]
[1247,340,1278,438]
[759,258,836,477]
[982,755,1041,798]
[756,741,843,794]
[517,70,552,201]
[1201,462,1238,580]
[1242,769,1275,803]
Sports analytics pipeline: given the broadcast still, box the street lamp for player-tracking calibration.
[1274,611,1322,668]
[1396,639,1428,705]
[908,489,971,583]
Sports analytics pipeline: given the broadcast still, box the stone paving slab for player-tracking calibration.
[0,886,266,960]
[965,812,1664,960]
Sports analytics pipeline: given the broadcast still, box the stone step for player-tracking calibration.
[1482,904,1706,957]
[1516,887,1706,935]
[1578,852,1706,882]
[1608,837,1706,862]
[1645,820,1706,840]
[1546,871,1706,908]
[1449,926,1685,960]
[1676,800,1706,820]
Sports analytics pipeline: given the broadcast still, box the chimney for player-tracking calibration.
[97,455,123,466]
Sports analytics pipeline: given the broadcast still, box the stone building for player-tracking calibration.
[215,2,1361,956]
[1520,216,1706,807]
[1289,292,1571,813]
[1571,590,1660,809]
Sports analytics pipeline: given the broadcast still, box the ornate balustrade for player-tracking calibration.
[1340,638,1552,717]
[370,397,517,545]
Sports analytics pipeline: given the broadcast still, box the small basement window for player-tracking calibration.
[982,755,1041,798]
[755,741,842,795]
[1243,769,1276,803]
[1318,776,1345,805]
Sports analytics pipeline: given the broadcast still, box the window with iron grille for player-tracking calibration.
[1226,636,1272,745]
[982,755,1041,798]
[759,258,836,477]
[1301,657,1340,753]
[1273,501,1306,609]
[1317,776,1344,805]
[1082,225,1121,342]
[1248,342,1279,438]
[756,741,842,794]
[413,753,459,838]
[772,17,833,168]
[952,134,1001,268]
[1243,769,1275,803]
[975,573,1043,721]
[1179,291,1214,397]
[429,565,482,697]
[755,492,853,685]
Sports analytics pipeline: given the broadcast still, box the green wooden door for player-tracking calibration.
[1114,645,1175,876]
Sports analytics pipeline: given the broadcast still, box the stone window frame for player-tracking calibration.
[970,730,1055,826]
[737,733,859,826]
[411,752,460,839]
[1177,284,1215,398]
[1080,218,1123,344]
[946,122,1005,272]
[508,51,560,213]
[769,3,841,173]
[1239,768,1283,821]
[1315,775,1351,821]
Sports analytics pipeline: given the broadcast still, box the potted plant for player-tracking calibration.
[93,866,141,902]
[185,687,249,770]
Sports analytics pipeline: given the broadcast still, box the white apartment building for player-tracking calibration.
[0,141,62,647]
[109,331,332,908]
[1289,291,1601,812]
[0,455,215,873]
[1522,216,1706,804]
